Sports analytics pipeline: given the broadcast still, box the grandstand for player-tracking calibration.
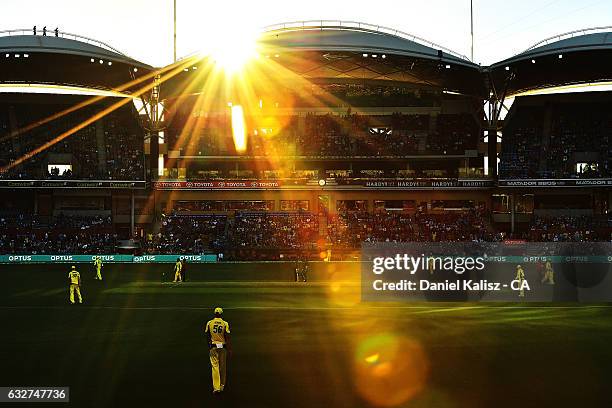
[0,22,609,254]
[0,19,611,408]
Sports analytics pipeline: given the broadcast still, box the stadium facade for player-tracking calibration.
[0,22,610,254]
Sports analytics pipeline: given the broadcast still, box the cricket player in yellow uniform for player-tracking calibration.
[205,307,231,394]
[68,265,83,304]
[515,264,526,298]
[173,258,183,282]
[93,257,103,280]
[541,260,555,285]
[324,248,332,262]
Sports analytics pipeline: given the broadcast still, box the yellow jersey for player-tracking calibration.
[94,259,102,269]
[69,270,80,285]
[205,318,230,345]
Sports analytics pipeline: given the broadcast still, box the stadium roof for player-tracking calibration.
[498,28,612,65]
[260,21,476,67]
[489,27,612,96]
[0,29,153,93]
[161,21,485,99]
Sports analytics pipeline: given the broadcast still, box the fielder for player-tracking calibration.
[93,256,103,280]
[295,260,308,282]
[515,264,526,298]
[541,260,555,285]
[294,260,301,282]
[68,265,83,304]
[301,260,309,282]
[173,258,183,282]
[205,307,232,394]
[324,248,332,262]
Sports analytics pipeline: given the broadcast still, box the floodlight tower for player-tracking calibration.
[174,0,177,62]
[470,0,474,61]
[142,0,176,180]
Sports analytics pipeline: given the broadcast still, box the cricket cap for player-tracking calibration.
[214,307,223,315]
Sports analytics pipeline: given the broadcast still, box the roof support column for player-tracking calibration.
[487,127,497,179]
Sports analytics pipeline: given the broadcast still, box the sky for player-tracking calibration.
[1,0,611,67]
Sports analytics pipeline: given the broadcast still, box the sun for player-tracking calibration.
[207,29,258,74]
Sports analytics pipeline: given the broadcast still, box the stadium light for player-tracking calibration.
[362,53,368,57]
[108,61,112,66]
[445,64,451,69]
[90,58,94,62]
[505,66,510,71]
[531,59,536,64]
[558,54,563,59]
[24,54,29,58]
[382,54,386,59]
[99,60,103,64]
[133,67,138,72]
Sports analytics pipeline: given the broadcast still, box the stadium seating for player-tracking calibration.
[327,210,495,248]
[226,212,318,260]
[147,214,227,254]
[165,112,479,159]
[501,102,612,179]
[0,214,116,254]
[0,209,608,257]
[527,215,611,242]
[0,101,145,180]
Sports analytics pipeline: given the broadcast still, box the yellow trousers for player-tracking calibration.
[96,268,102,280]
[209,347,227,391]
[173,270,182,282]
[518,279,525,298]
[542,269,555,284]
[69,284,82,304]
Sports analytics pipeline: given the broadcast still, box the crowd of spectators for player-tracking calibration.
[500,102,612,179]
[228,212,318,250]
[165,112,478,159]
[544,104,611,178]
[142,212,318,260]
[499,106,543,179]
[428,114,479,155]
[0,214,116,254]
[526,215,611,242]
[327,209,495,248]
[296,113,477,157]
[146,214,227,254]
[315,85,439,108]
[0,210,609,257]
[0,102,144,180]
[104,111,145,180]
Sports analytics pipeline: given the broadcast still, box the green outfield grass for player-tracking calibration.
[1,265,611,407]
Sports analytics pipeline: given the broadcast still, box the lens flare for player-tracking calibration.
[354,334,429,407]
[324,263,361,307]
[208,30,257,74]
[231,104,247,153]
